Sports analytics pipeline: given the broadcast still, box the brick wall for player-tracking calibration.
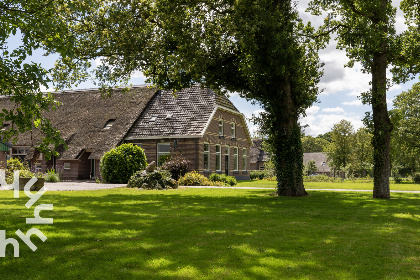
[0,151,7,167]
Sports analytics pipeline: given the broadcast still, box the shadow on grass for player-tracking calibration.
[1,189,419,279]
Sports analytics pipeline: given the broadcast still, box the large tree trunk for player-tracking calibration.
[371,49,392,199]
[272,82,308,197]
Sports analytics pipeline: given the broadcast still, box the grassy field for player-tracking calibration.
[237,180,420,191]
[1,188,419,279]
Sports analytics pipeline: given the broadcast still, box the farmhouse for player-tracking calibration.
[0,85,252,180]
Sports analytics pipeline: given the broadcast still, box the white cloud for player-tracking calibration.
[342,100,363,106]
[301,113,364,136]
[321,107,344,113]
[306,105,320,115]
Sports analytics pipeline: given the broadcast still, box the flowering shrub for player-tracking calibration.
[162,155,190,180]
[178,171,212,186]
[127,168,177,189]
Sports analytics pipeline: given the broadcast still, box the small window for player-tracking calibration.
[242,148,247,171]
[204,143,210,171]
[216,144,221,171]
[231,123,236,138]
[165,114,173,120]
[219,119,224,137]
[150,116,157,122]
[103,119,116,129]
[157,143,170,166]
[233,147,238,171]
[1,124,10,131]
[64,163,70,170]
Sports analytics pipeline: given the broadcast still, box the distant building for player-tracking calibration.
[249,138,269,170]
[303,152,331,176]
[0,85,252,180]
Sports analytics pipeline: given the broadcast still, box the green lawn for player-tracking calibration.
[1,188,419,279]
[237,180,420,191]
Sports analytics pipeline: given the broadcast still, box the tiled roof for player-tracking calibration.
[126,85,240,138]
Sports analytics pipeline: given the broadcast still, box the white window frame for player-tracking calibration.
[233,147,238,171]
[63,162,71,170]
[157,142,171,166]
[231,122,236,138]
[219,119,224,137]
[215,144,221,171]
[242,148,247,171]
[204,142,210,171]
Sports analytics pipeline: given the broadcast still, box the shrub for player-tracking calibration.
[209,173,237,186]
[250,171,265,180]
[44,169,60,182]
[127,168,177,189]
[178,171,213,186]
[161,155,190,180]
[100,143,148,183]
[413,173,420,184]
[3,158,34,183]
[393,174,402,184]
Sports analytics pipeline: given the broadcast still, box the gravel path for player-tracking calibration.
[44,181,126,191]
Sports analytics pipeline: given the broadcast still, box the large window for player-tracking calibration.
[231,123,236,138]
[204,143,210,171]
[219,119,224,137]
[12,146,30,162]
[157,143,170,166]
[233,147,238,171]
[215,145,221,171]
[242,148,247,171]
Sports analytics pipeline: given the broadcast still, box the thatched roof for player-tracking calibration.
[303,152,331,172]
[0,86,156,159]
[126,85,242,139]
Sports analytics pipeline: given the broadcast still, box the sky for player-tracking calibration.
[8,0,419,137]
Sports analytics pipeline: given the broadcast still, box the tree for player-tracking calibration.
[0,1,88,157]
[57,0,323,196]
[305,160,317,175]
[352,127,373,177]
[325,120,354,177]
[308,0,420,198]
[390,82,420,175]
[302,135,329,153]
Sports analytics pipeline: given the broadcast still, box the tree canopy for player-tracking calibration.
[308,0,420,198]
[56,0,323,196]
[0,0,91,156]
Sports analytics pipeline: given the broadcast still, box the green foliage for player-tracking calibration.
[178,171,213,186]
[325,120,354,173]
[44,168,60,182]
[100,143,148,184]
[393,174,403,184]
[413,173,420,184]
[161,155,190,180]
[56,0,322,196]
[250,171,265,180]
[2,158,34,183]
[127,168,177,190]
[209,173,237,186]
[305,160,317,175]
[158,154,171,167]
[302,136,329,153]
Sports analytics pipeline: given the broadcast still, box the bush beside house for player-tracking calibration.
[100,143,147,183]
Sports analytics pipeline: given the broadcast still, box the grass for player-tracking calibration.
[1,188,420,279]
[237,180,420,191]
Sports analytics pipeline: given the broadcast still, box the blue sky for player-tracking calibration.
[7,0,419,137]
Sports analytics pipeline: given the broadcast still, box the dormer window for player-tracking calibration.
[165,114,173,120]
[103,119,115,129]
[150,116,157,122]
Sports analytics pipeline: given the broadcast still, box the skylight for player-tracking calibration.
[165,114,173,120]
[150,116,157,122]
[1,124,10,131]
[103,119,116,129]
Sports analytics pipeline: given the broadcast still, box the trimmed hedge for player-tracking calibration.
[100,143,147,183]
[208,173,237,186]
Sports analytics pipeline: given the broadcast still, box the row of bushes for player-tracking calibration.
[1,158,62,183]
